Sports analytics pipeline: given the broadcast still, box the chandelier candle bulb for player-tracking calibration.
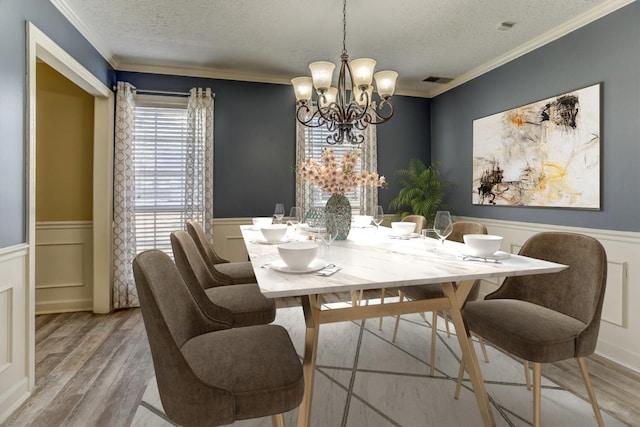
[309,61,335,91]
[353,85,373,107]
[374,70,398,98]
[320,87,338,108]
[349,58,376,87]
[291,77,313,102]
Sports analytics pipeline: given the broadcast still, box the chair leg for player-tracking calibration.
[378,287,387,330]
[271,413,285,427]
[391,291,404,343]
[418,311,427,322]
[533,362,541,427]
[430,310,437,376]
[524,360,532,390]
[442,311,451,337]
[476,335,489,363]
[577,357,605,427]
[454,357,465,399]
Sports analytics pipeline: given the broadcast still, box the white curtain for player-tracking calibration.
[185,87,215,239]
[112,81,138,309]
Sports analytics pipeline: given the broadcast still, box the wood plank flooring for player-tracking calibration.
[2,292,638,426]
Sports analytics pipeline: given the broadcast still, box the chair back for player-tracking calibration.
[487,232,607,356]
[401,215,427,233]
[448,221,487,244]
[170,231,234,322]
[132,250,235,424]
[186,219,229,265]
[449,221,487,301]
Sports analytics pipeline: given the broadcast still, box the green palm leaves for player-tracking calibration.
[388,159,449,227]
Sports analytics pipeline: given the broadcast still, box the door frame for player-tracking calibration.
[26,21,113,382]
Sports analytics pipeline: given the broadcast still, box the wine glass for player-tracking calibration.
[287,207,302,226]
[287,206,302,238]
[273,203,285,224]
[433,211,453,252]
[372,205,384,230]
[320,213,338,256]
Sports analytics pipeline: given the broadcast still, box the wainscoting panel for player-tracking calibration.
[35,222,93,314]
[0,245,29,424]
[0,286,12,372]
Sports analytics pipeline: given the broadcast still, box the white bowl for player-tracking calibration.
[252,217,273,227]
[391,221,416,236]
[260,224,288,242]
[352,215,373,228]
[463,234,503,257]
[277,241,319,270]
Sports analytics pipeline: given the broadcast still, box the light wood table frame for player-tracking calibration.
[241,226,566,427]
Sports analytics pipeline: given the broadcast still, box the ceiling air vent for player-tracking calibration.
[423,76,453,84]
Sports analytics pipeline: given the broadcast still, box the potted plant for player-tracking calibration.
[388,159,449,227]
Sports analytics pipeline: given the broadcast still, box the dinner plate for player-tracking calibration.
[459,250,511,261]
[255,238,291,245]
[269,259,326,274]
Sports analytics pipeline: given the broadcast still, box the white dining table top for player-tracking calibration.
[241,225,567,298]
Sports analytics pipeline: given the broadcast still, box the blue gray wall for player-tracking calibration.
[116,71,431,218]
[0,0,113,247]
[431,2,640,232]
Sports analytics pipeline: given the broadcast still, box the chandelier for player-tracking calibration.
[291,0,398,145]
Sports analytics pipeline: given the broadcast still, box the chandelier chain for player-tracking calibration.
[342,0,347,54]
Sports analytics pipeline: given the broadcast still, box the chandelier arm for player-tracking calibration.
[295,105,328,128]
[364,100,395,125]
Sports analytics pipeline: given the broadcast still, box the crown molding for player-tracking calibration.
[49,0,120,68]
[428,0,636,97]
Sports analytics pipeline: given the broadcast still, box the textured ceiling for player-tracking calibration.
[54,0,631,97]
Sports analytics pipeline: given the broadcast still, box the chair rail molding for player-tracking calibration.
[456,216,640,373]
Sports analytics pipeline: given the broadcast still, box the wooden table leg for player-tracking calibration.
[442,281,496,427]
[297,295,321,427]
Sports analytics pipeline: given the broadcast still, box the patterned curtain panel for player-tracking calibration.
[112,81,138,309]
[295,118,314,214]
[359,119,379,215]
[185,88,215,239]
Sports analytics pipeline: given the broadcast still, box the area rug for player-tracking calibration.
[131,300,622,427]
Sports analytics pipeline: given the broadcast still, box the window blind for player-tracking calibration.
[303,123,362,213]
[133,104,189,255]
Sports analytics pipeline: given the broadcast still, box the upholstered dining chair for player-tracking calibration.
[391,221,490,376]
[401,214,428,233]
[186,219,256,285]
[133,250,303,427]
[171,230,276,327]
[460,232,607,427]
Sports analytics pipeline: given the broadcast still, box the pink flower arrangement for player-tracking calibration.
[297,148,386,194]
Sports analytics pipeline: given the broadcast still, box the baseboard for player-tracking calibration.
[35,298,93,315]
[0,378,29,424]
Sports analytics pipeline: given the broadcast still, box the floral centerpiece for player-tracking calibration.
[297,148,385,239]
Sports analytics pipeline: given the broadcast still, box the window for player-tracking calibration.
[133,96,193,255]
[301,119,363,213]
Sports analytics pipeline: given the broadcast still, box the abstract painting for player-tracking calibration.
[472,83,601,209]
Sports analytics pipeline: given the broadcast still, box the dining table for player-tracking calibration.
[240,224,567,427]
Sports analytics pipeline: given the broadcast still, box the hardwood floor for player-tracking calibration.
[2,293,638,426]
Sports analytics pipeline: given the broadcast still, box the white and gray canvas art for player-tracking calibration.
[472,83,601,209]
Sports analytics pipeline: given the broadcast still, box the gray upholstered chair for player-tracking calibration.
[391,221,489,376]
[132,250,303,427]
[461,232,607,427]
[401,214,428,233]
[186,219,256,285]
[171,230,276,327]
